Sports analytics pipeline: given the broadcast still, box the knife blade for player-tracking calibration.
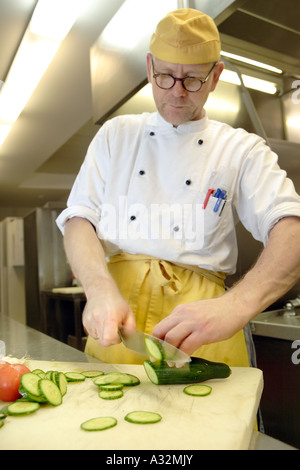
[119,326,191,364]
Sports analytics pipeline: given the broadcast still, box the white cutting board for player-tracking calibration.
[0,360,263,450]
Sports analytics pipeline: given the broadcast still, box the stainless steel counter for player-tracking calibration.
[250,307,300,340]
[0,314,296,450]
[0,314,99,363]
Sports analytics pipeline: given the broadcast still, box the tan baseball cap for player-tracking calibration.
[149,9,221,64]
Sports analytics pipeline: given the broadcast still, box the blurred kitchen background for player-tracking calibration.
[0,0,299,448]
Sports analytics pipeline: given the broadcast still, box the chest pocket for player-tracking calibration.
[183,168,237,253]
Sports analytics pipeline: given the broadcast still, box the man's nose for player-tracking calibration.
[171,79,188,96]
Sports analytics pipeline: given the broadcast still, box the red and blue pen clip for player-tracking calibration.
[203,187,227,216]
[213,188,227,214]
[203,188,214,209]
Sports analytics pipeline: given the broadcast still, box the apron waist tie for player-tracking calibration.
[108,252,226,292]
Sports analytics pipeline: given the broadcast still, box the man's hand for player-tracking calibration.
[63,217,136,347]
[153,217,300,356]
[82,281,136,346]
[152,294,244,356]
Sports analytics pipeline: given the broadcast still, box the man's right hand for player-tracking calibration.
[82,282,136,346]
[63,217,136,347]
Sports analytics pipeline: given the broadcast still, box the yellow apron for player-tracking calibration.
[85,253,250,367]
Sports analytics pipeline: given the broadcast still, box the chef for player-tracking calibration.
[56,9,300,367]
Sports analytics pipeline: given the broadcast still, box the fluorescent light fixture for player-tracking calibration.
[221,51,282,74]
[30,0,87,41]
[0,0,86,147]
[0,33,60,123]
[101,0,177,50]
[220,69,277,95]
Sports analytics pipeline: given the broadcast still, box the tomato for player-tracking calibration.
[0,363,31,402]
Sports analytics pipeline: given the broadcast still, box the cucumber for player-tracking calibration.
[65,372,86,382]
[7,401,40,416]
[31,369,44,375]
[143,357,231,385]
[99,383,124,391]
[183,384,212,396]
[20,372,43,398]
[81,370,104,378]
[55,372,68,396]
[144,337,164,361]
[124,411,162,424]
[81,416,117,431]
[93,372,140,387]
[98,389,123,400]
[38,379,62,406]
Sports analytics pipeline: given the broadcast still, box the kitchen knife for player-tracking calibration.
[119,326,191,363]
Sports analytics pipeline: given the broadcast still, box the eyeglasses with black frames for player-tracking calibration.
[151,57,217,93]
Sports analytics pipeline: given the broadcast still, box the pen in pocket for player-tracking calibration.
[203,189,215,209]
[213,188,227,213]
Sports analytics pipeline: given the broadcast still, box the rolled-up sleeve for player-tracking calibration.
[235,138,300,245]
[56,125,110,234]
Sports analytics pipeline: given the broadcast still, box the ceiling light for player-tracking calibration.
[221,51,282,74]
[30,0,87,41]
[100,0,177,50]
[220,69,277,95]
[0,0,86,147]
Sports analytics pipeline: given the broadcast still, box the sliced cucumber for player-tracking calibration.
[145,337,164,361]
[20,372,42,398]
[7,401,40,416]
[81,370,104,378]
[31,369,44,375]
[38,379,62,406]
[144,357,231,385]
[55,372,68,396]
[0,419,4,428]
[98,389,123,400]
[81,416,117,431]
[99,383,124,391]
[65,372,86,382]
[93,372,140,387]
[124,411,162,424]
[183,384,212,396]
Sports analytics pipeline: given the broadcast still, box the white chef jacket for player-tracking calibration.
[56,111,300,274]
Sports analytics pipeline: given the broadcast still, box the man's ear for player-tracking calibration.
[146,53,153,84]
[210,61,225,92]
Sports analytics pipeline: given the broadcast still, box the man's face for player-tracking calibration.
[147,54,224,127]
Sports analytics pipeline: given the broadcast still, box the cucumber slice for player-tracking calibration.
[144,337,164,361]
[81,370,104,378]
[93,372,140,387]
[7,401,40,416]
[55,372,68,396]
[98,389,123,400]
[99,383,124,391]
[183,384,212,396]
[81,416,117,431]
[124,411,162,424]
[20,372,42,398]
[38,379,62,406]
[0,419,4,428]
[65,372,86,382]
[31,369,44,375]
